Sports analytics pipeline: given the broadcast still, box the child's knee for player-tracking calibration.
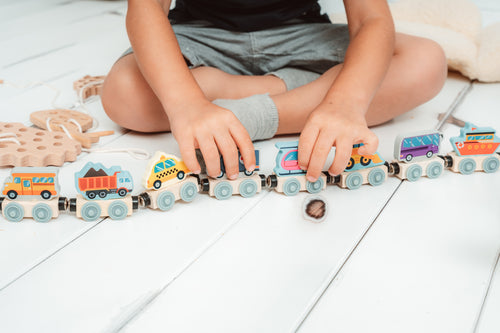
[101,57,142,128]
[419,38,447,93]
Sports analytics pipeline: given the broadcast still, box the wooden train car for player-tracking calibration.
[0,196,67,222]
[140,175,200,210]
[202,173,266,200]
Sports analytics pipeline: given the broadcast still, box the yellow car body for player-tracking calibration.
[143,152,191,190]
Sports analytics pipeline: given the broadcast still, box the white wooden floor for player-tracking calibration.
[0,1,499,332]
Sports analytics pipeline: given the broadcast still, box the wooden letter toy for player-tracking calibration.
[267,141,329,196]
[331,144,388,190]
[72,162,137,221]
[0,122,81,167]
[390,130,445,181]
[1,167,66,222]
[30,109,114,148]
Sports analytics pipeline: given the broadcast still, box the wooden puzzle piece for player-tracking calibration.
[30,109,114,148]
[0,122,81,167]
[73,75,106,100]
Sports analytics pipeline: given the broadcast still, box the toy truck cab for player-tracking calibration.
[116,170,133,195]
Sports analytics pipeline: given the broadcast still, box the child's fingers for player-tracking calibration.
[197,135,221,178]
[298,125,319,170]
[229,124,255,172]
[357,131,379,155]
[306,130,333,181]
[329,140,353,176]
[215,132,239,180]
[177,135,201,174]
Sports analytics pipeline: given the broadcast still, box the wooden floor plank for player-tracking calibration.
[297,82,500,333]
[115,75,471,332]
[475,251,500,333]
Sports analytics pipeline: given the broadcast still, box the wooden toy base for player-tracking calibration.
[142,176,200,210]
[272,173,327,196]
[447,151,500,174]
[337,165,388,190]
[73,195,134,221]
[1,197,65,222]
[207,174,264,200]
[392,156,445,181]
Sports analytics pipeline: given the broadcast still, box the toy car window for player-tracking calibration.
[23,180,31,187]
[14,177,20,183]
[154,162,165,173]
[422,135,432,145]
[33,177,40,183]
[40,177,47,183]
[48,177,54,183]
[164,159,175,168]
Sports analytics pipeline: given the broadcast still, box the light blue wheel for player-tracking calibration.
[368,168,386,186]
[32,203,52,223]
[427,161,443,179]
[108,201,128,220]
[4,202,24,222]
[406,164,422,182]
[214,181,233,200]
[239,179,258,198]
[459,158,476,175]
[157,190,176,211]
[81,202,101,222]
[180,182,198,202]
[483,156,499,173]
[306,178,324,194]
[345,172,363,190]
[283,178,301,196]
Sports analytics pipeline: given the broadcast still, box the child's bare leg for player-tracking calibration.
[273,33,448,134]
[101,54,286,132]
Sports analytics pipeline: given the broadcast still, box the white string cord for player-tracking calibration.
[82,147,151,160]
[68,118,83,133]
[0,133,21,145]
[76,79,104,131]
[2,78,152,161]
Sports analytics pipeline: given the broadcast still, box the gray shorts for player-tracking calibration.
[121,20,350,90]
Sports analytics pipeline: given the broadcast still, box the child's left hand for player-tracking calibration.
[298,99,379,182]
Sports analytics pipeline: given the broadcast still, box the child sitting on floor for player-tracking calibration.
[101,0,447,182]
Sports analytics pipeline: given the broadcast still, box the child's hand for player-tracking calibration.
[169,100,256,179]
[298,100,379,181]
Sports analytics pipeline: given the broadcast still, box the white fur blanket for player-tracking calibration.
[331,0,500,82]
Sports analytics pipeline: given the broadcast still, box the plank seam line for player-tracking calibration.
[2,43,76,69]
[292,181,404,332]
[108,191,272,333]
[472,248,500,333]
[0,218,107,293]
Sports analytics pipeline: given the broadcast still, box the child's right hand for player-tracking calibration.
[169,100,256,179]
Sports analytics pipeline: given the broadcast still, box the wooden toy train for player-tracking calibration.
[1,122,499,222]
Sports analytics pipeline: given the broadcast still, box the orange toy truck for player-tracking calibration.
[2,167,60,200]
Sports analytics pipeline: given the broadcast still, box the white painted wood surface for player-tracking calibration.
[0,1,499,333]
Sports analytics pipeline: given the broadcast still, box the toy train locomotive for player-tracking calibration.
[1,122,499,222]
